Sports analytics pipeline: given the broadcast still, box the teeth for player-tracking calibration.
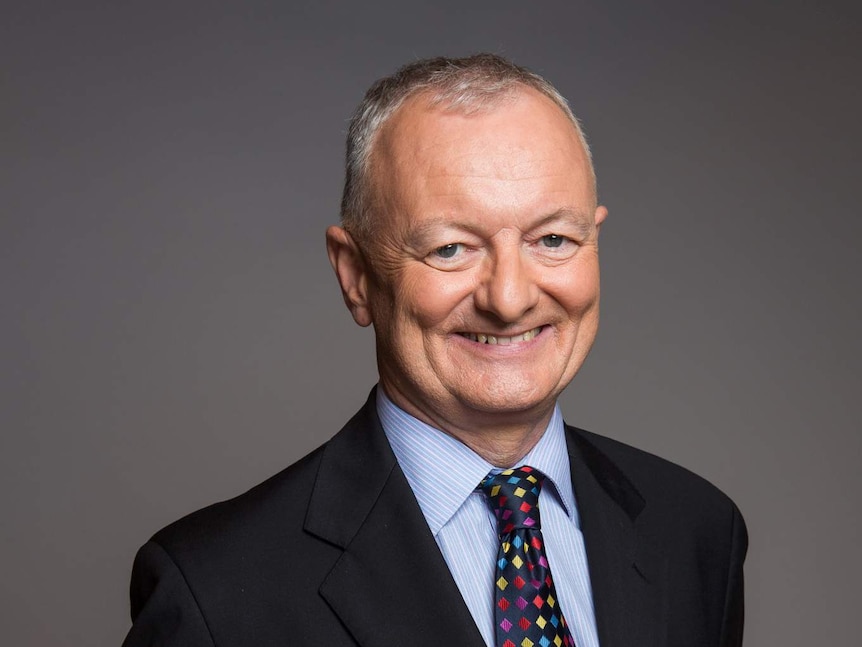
[460,327,542,345]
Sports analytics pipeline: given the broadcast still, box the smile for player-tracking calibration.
[457,326,544,345]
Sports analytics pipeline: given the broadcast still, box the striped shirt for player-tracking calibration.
[377,388,599,647]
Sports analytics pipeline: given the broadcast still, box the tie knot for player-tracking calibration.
[480,465,545,536]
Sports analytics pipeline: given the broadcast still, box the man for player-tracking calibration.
[123,54,746,647]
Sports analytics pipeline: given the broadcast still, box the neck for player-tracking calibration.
[450,414,553,467]
[380,385,555,467]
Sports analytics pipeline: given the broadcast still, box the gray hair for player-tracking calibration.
[340,53,594,242]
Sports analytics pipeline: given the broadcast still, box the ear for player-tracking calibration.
[594,205,608,236]
[326,225,373,327]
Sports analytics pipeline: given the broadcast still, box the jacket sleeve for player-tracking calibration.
[719,502,748,647]
[121,541,215,647]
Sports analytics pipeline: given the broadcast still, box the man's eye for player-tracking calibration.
[434,243,464,259]
[541,234,566,248]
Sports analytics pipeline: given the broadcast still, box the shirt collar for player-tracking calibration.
[376,387,578,536]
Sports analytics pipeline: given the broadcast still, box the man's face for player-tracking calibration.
[329,88,607,432]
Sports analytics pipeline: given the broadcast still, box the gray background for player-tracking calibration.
[2,1,860,645]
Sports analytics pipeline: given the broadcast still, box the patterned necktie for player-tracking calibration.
[480,466,576,647]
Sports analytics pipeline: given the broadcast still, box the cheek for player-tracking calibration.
[398,269,476,328]
[548,259,601,315]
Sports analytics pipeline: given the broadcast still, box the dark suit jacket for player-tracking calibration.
[123,391,747,647]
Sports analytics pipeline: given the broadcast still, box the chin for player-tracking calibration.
[453,380,557,416]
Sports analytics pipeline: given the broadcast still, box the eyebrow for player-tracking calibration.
[532,208,595,239]
[406,208,595,245]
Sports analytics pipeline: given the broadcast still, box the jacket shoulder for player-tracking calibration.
[150,444,326,557]
[568,425,746,534]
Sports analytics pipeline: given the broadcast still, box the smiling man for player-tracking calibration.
[123,55,747,647]
[328,80,604,468]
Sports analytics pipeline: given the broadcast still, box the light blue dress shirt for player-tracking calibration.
[377,388,600,647]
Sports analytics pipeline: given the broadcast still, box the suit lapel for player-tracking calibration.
[304,392,485,647]
[566,426,666,647]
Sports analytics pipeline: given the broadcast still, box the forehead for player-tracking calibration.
[384,88,585,162]
[368,88,594,229]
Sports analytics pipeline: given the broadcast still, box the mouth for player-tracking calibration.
[457,325,545,346]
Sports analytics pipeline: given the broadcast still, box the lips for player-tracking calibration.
[457,326,544,345]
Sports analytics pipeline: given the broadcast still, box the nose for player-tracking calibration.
[474,247,540,323]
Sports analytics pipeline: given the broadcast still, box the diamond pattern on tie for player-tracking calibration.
[481,466,576,647]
